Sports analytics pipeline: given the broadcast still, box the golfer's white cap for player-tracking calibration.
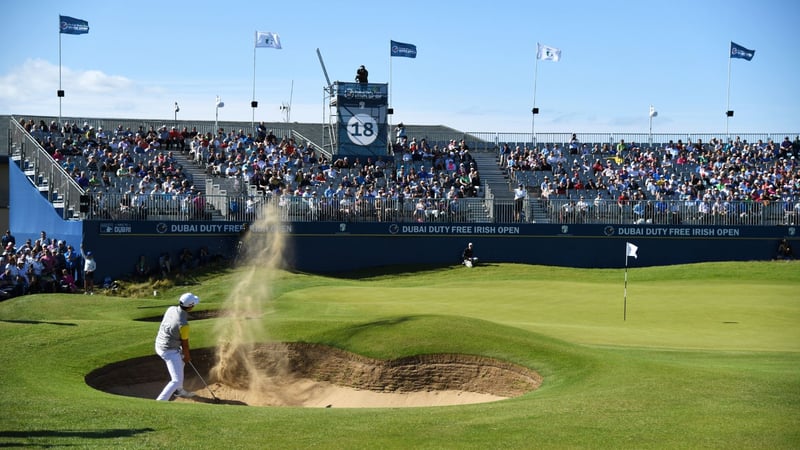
[179,292,200,307]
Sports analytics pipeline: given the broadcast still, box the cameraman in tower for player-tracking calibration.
[355,65,368,83]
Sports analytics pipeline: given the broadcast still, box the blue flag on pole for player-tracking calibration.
[730,42,754,61]
[390,40,417,58]
[59,15,89,35]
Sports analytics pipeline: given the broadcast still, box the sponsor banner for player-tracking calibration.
[97,221,249,235]
[282,222,794,239]
[92,220,794,240]
[334,82,388,107]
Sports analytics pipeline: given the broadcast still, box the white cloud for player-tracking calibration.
[0,59,141,117]
[75,70,133,93]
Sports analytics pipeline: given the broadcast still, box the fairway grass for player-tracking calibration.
[0,262,798,449]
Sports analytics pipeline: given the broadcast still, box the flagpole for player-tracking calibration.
[252,31,257,131]
[624,253,629,321]
[531,47,539,149]
[389,46,393,152]
[58,17,62,128]
[726,45,732,139]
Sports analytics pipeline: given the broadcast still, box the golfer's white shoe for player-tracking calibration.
[175,388,195,398]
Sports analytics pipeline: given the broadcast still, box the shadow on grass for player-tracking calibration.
[135,309,220,322]
[309,264,447,280]
[0,427,155,442]
[190,395,247,406]
[136,303,175,310]
[312,316,418,344]
[313,263,504,280]
[0,319,77,326]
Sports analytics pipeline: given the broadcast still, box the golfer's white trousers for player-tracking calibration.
[155,347,184,401]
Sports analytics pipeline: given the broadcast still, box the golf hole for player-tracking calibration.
[86,342,542,408]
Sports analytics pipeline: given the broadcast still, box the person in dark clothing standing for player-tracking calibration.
[356,65,368,83]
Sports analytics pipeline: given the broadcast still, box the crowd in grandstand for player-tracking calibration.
[17,117,800,227]
[505,134,800,225]
[21,117,485,223]
[188,127,484,223]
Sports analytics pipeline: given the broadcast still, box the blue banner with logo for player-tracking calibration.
[730,42,754,61]
[390,40,417,58]
[59,15,90,35]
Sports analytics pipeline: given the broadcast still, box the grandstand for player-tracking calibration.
[3,114,798,282]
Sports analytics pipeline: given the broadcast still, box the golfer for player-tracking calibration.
[155,292,199,401]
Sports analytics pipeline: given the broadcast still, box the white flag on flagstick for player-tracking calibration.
[256,31,282,49]
[536,43,561,62]
[626,242,638,259]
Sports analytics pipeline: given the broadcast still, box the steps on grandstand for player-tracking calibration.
[470,150,514,200]
[529,198,550,223]
[171,147,225,220]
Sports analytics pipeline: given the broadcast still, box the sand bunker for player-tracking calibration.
[86,342,542,408]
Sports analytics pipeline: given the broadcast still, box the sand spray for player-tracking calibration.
[210,201,292,397]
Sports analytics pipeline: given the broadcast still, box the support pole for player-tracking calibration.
[252,36,257,131]
[531,54,539,148]
[58,22,62,127]
[726,52,733,138]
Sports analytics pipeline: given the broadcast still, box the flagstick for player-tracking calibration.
[531,50,539,148]
[725,49,732,139]
[624,254,629,321]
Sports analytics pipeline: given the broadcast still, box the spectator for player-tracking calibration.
[179,248,194,274]
[776,239,794,260]
[82,246,96,295]
[2,230,15,250]
[59,268,78,293]
[75,171,90,189]
[135,255,152,280]
[394,123,407,145]
[159,252,172,278]
[513,183,526,222]
[568,133,580,155]
[462,242,478,267]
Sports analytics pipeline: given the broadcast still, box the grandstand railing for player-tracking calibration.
[80,192,797,226]
[9,120,85,219]
[82,193,488,223]
[527,197,795,226]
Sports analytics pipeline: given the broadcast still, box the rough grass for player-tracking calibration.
[0,261,798,449]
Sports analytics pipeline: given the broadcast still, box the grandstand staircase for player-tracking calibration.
[170,147,226,220]
[13,154,74,219]
[470,150,550,223]
[471,150,513,200]
[466,150,511,223]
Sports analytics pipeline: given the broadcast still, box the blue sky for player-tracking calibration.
[1,0,797,134]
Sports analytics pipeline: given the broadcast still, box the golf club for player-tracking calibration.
[187,360,220,404]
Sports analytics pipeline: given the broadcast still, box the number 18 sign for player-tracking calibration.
[346,114,378,146]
